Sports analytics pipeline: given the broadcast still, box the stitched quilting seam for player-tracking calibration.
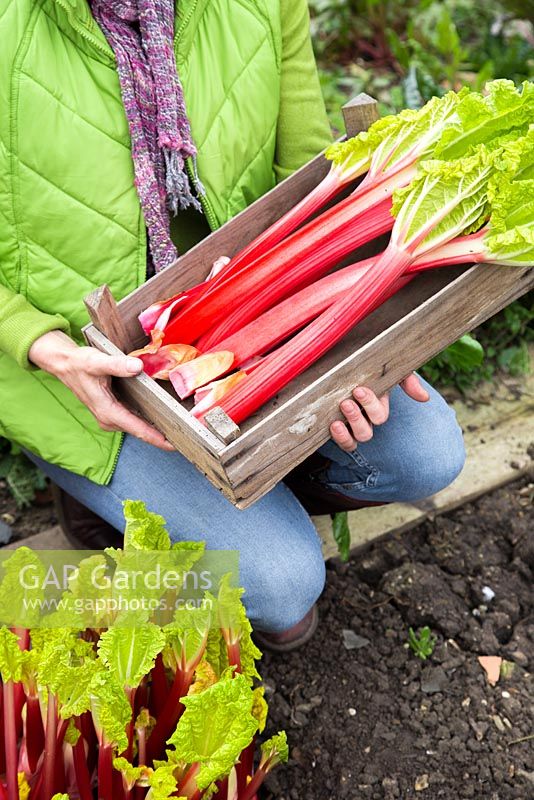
[21,70,131,150]
[194,32,270,152]
[9,0,44,294]
[226,118,277,216]
[18,159,138,238]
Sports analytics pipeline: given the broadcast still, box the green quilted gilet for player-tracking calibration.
[0,0,330,482]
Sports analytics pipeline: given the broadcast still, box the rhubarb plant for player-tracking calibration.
[0,502,286,800]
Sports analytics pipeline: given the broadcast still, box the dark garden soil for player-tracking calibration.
[0,481,56,543]
[261,478,534,800]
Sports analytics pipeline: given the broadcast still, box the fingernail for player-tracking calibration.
[353,387,366,400]
[341,400,353,413]
[126,357,143,372]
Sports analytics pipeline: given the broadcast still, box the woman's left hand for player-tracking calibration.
[330,373,430,452]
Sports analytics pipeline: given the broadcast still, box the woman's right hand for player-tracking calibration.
[29,330,174,451]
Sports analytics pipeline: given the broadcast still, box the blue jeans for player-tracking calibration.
[28,378,464,632]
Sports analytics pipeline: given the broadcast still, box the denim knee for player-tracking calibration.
[389,406,466,501]
[245,541,326,633]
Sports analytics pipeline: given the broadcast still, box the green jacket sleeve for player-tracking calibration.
[0,283,70,370]
[274,0,333,183]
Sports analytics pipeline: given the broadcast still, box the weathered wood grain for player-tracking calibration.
[342,94,379,138]
[204,407,241,444]
[221,264,534,507]
[84,285,133,352]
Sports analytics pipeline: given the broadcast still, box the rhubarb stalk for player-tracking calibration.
[3,681,18,800]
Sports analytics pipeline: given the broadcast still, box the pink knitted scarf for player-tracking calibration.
[91,0,204,271]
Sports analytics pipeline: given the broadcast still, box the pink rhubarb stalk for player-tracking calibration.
[200,155,370,291]
[163,187,402,345]
[169,351,235,399]
[3,681,18,800]
[129,332,198,380]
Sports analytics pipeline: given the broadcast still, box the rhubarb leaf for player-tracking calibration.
[64,719,81,747]
[371,89,465,175]
[252,686,268,733]
[113,758,152,790]
[147,766,180,800]
[123,500,171,551]
[259,731,289,771]
[436,80,534,161]
[484,176,534,265]
[0,547,46,628]
[19,774,31,800]
[167,672,258,790]
[90,670,132,751]
[189,659,218,694]
[164,605,211,673]
[98,624,166,689]
[0,627,26,682]
[392,145,505,256]
[217,574,261,684]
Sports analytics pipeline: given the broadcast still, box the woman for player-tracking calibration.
[0,0,464,649]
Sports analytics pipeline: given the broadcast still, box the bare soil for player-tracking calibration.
[261,479,534,800]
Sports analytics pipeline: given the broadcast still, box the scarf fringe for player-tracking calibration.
[164,148,204,214]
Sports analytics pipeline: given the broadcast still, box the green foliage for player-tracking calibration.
[407,626,437,660]
[0,438,47,508]
[332,511,351,561]
[422,295,533,391]
[310,0,534,118]
[0,502,285,799]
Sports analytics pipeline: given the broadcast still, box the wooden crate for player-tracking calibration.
[84,95,534,508]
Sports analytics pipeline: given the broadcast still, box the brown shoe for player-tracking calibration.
[284,453,385,515]
[52,484,120,550]
[254,605,319,653]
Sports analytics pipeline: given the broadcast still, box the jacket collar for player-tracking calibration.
[52,0,211,63]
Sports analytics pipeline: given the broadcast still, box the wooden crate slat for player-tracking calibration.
[83,327,237,499]
[221,264,534,507]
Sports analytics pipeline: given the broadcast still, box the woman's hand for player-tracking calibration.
[330,374,430,452]
[29,330,174,450]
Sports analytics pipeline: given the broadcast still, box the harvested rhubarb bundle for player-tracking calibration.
[154,82,534,348]
[202,133,533,425]
[159,89,469,345]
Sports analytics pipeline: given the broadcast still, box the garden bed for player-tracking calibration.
[261,478,534,800]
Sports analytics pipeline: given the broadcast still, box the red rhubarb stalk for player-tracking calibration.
[42,690,58,800]
[97,741,114,800]
[201,256,377,359]
[195,200,393,349]
[202,156,370,291]
[163,180,405,345]
[205,246,413,424]
[176,762,201,800]
[145,668,194,765]
[72,726,93,800]
[3,681,19,800]
[149,653,169,719]
[25,693,45,774]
